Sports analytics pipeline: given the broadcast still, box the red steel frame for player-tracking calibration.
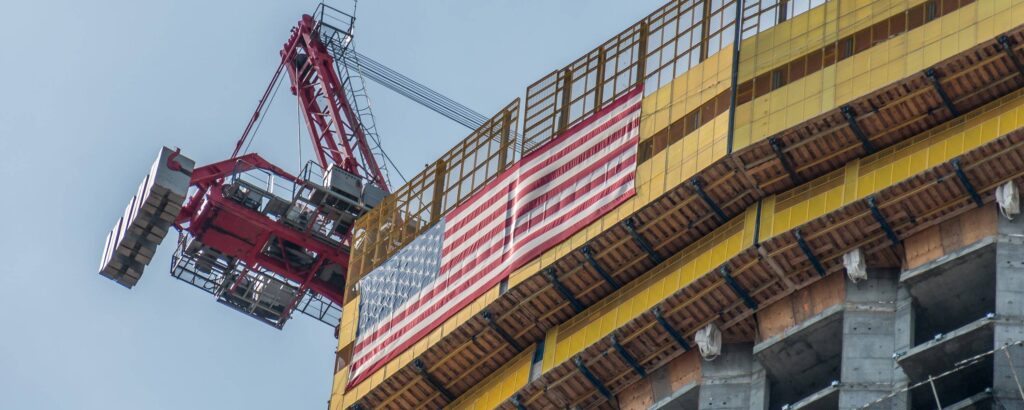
[175,153,348,305]
[283,15,389,190]
[172,13,392,316]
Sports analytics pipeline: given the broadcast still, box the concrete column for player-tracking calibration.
[889,283,914,409]
[994,215,1024,408]
[838,270,908,410]
[698,343,767,410]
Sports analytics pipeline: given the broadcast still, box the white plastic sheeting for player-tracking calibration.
[843,248,868,283]
[996,181,1020,220]
[695,323,722,361]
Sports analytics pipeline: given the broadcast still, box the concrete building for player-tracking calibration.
[329,1,1024,409]
[617,205,1024,409]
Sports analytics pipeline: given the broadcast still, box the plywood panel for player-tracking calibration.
[617,377,653,410]
[905,204,998,269]
[904,225,943,270]
[667,350,702,391]
[956,204,997,247]
[757,273,845,341]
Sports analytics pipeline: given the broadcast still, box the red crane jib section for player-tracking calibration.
[161,14,392,326]
[176,153,348,306]
[283,15,389,191]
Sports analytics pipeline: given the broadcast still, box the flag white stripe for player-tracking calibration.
[442,116,633,263]
[513,127,639,230]
[513,150,636,239]
[444,96,639,229]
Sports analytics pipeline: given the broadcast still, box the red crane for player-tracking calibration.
[99,5,391,329]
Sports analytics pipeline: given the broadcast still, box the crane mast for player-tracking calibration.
[283,12,389,190]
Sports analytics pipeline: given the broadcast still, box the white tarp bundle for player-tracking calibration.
[996,181,1020,220]
[695,323,722,361]
[843,248,867,283]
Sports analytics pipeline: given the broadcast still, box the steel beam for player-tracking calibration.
[866,196,901,246]
[691,177,729,221]
[841,105,877,154]
[921,66,958,115]
[545,268,585,313]
[952,158,984,207]
[581,245,621,290]
[794,228,827,277]
[998,35,1024,79]
[413,359,455,403]
[482,309,523,352]
[611,334,647,377]
[574,356,614,401]
[623,218,664,264]
[653,306,692,351]
[925,68,960,117]
[769,136,803,185]
[511,394,528,410]
[719,265,758,309]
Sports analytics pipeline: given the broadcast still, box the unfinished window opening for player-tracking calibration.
[771,68,786,90]
[925,1,938,22]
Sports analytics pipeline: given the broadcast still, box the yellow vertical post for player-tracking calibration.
[498,109,512,173]
[558,69,573,136]
[595,47,607,113]
[637,20,650,87]
[429,160,448,223]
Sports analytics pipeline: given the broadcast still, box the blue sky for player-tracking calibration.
[0,1,663,409]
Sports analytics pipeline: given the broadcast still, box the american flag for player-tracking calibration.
[348,86,643,387]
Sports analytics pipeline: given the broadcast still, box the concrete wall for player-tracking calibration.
[610,206,1024,410]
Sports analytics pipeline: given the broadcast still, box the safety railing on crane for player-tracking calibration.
[170,232,342,328]
[168,156,362,328]
[312,3,397,188]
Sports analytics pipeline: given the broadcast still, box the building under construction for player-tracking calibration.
[94,0,1024,409]
[329,0,1024,409]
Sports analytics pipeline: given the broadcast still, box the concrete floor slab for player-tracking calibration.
[944,390,993,410]
[754,305,843,409]
[897,317,994,380]
[900,239,996,344]
[787,385,839,410]
[649,382,699,410]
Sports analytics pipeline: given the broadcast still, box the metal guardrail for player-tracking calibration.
[345,0,830,282]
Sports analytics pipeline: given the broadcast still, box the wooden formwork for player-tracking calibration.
[348,25,1024,410]
[503,130,1024,410]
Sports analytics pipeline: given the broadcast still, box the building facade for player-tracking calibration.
[330,1,1024,408]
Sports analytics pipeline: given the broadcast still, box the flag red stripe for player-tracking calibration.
[445,87,641,223]
[513,151,637,240]
[513,123,639,222]
[445,117,639,258]
[513,171,636,264]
